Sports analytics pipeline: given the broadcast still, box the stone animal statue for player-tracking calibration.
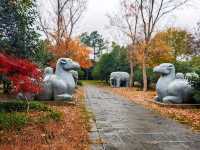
[70,70,79,87]
[153,63,193,104]
[37,67,54,100]
[38,58,80,101]
[17,67,54,101]
[110,72,130,88]
[176,73,185,79]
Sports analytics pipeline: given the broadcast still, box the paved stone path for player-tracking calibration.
[85,85,200,150]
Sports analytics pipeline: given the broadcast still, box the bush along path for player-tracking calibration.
[85,85,200,150]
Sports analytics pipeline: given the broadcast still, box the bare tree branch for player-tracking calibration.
[138,0,191,91]
[38,0,87,46]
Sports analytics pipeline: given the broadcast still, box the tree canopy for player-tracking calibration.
[0,0,39,58]
[80,31,107,61]
[92,43,129,82]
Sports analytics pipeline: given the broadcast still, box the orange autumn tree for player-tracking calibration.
[49,38,92,69]
[148,32,175,66]
[134,31,174,68]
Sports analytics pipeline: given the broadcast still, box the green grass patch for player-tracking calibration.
[77,80,83,86]
[38,110,63,123]
[81,80,108,86]
[0,112,28,130]
[0,101,62,131]
[0,101,51,112]
[48,110,62,121]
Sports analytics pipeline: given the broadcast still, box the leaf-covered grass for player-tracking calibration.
[74,87,94,131]
[0,88,90,150]
[38,110,63,123]
[0,101,62,131]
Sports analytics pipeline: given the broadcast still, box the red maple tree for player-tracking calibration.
[0,53,42,95]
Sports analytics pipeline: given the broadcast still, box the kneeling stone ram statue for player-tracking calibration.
[153,63,193,104]
[38,58,80,101]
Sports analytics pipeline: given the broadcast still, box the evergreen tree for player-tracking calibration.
[80,31,107,61]
[0,0,39,58]
[92,43,129,82]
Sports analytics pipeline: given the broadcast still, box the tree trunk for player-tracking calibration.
[57,0,61,46]
[142,50,148,92]
[24,95,30,113]
[129,60,134,87]
[93,47,96,61]
[3,79,10,94]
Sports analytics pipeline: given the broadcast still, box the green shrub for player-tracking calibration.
[92,43,129,82]
[77,80,83,86]
[48,110,62,121]
[174,61,193,74]
[188,71,200,103]
[134,68,143,85]
[0,112,28,130]
[33,40,54,68]
[134,67,158,89]
[78,69,85,80]
[193,92,200,103]
[191,56,200,69]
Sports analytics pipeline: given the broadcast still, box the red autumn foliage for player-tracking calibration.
[0,53,42,94]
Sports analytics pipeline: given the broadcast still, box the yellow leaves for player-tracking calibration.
[148,33,175,66]
[130,31,175,67]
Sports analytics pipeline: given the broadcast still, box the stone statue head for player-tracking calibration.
[44,67,54,75]
[176,73,184,79]
[56,58,80,74]
[153,63,175,76]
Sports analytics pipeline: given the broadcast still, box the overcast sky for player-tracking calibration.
[78,0,200,43]
[39,0,200,44]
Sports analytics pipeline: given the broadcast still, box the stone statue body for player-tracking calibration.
[39,67,54,100]
[38,58,80,101]
[70,70,79,86]
[110,72,130,88]
[154,63,193,104]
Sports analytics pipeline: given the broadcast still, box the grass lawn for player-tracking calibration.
[81,80,108,86]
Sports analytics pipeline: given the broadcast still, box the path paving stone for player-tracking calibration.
[85,85,200,150]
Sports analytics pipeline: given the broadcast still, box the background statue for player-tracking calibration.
[153,63,193,104]
[70,70,79,87]
[110,72,130,88]
[38,58,80,101]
